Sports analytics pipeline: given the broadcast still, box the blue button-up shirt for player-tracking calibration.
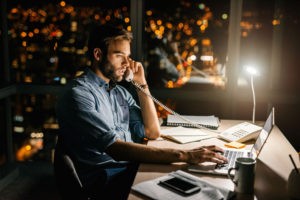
[56,68,145,171]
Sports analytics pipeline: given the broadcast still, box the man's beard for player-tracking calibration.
[100,59,123,83]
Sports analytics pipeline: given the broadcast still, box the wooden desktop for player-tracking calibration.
[128,120,300,200]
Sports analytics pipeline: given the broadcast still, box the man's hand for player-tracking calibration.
[128,58,146,84]
[185,145,228,165]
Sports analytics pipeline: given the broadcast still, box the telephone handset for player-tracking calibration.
[124,69,134,82]
[124,69,218,133]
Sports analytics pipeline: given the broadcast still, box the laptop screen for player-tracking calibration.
[250,107,275,158]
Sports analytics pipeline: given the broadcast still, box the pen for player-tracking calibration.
[289,154,299,174]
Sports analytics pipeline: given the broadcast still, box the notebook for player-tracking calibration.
[188,107,275,176]
[166,114,220,130]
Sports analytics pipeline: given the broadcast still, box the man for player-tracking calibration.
[55,24,227,199]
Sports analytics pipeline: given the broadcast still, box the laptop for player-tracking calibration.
[188,107,275,176]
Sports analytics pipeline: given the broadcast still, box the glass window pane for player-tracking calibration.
[144,0,230,90]
[239,0,275,90]
[12,94,58,162]
[272,0,300,150]
[1,2,7,86]
[7,0,130,85]
[278,0,300,92]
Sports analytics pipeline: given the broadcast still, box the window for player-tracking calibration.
[12,94,58,161]
[143,0,230,90]
[277,0,300,92]
[239,0,275,91]
[7,0,130,85]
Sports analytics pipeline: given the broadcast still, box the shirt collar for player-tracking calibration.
[108,80,117,91]
[84,67,116,91]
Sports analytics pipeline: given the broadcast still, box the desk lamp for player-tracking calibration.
[246,66,259,124]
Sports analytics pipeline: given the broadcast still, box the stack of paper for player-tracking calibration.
[161,126,214,144]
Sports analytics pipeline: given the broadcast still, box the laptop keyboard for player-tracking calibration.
[217,150,244,170]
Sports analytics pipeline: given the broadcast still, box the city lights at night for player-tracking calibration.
[0,1,300,199]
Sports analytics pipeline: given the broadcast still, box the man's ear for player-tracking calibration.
[93,48,102,61]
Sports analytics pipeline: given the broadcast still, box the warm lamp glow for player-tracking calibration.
[246,65,258,76]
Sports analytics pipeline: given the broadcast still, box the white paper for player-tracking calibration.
[161,126,215,144]
[161,126,208,136]
[132,170,233,200]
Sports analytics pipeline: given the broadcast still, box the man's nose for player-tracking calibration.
[123,57,130,67]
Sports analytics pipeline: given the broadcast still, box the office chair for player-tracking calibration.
[53,146,90,200]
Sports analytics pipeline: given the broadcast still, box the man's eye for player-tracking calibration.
[116,54,125,58]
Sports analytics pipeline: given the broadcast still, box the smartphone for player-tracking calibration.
[158,177,201,196]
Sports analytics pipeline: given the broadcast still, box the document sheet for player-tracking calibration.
[132,170,234,200]
[161,126,215,144]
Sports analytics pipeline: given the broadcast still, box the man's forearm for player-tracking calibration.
[136,86,161,139]
[106,140,186,164]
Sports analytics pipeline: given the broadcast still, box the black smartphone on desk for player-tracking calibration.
[158,177,201,196]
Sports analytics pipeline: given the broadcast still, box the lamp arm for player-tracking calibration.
[250,75,256,123]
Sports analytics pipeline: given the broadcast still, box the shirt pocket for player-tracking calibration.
[116,93,129,124]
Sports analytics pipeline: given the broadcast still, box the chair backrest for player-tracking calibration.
[53,146,88,200]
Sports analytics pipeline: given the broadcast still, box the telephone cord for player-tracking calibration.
[131,80,220,133]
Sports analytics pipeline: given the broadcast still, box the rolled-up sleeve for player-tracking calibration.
[129,106,145,143]
[125,90,145,143]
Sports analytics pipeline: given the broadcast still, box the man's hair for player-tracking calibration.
[87,24,133,61]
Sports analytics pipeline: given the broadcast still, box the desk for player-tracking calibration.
[129,120,300,200]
